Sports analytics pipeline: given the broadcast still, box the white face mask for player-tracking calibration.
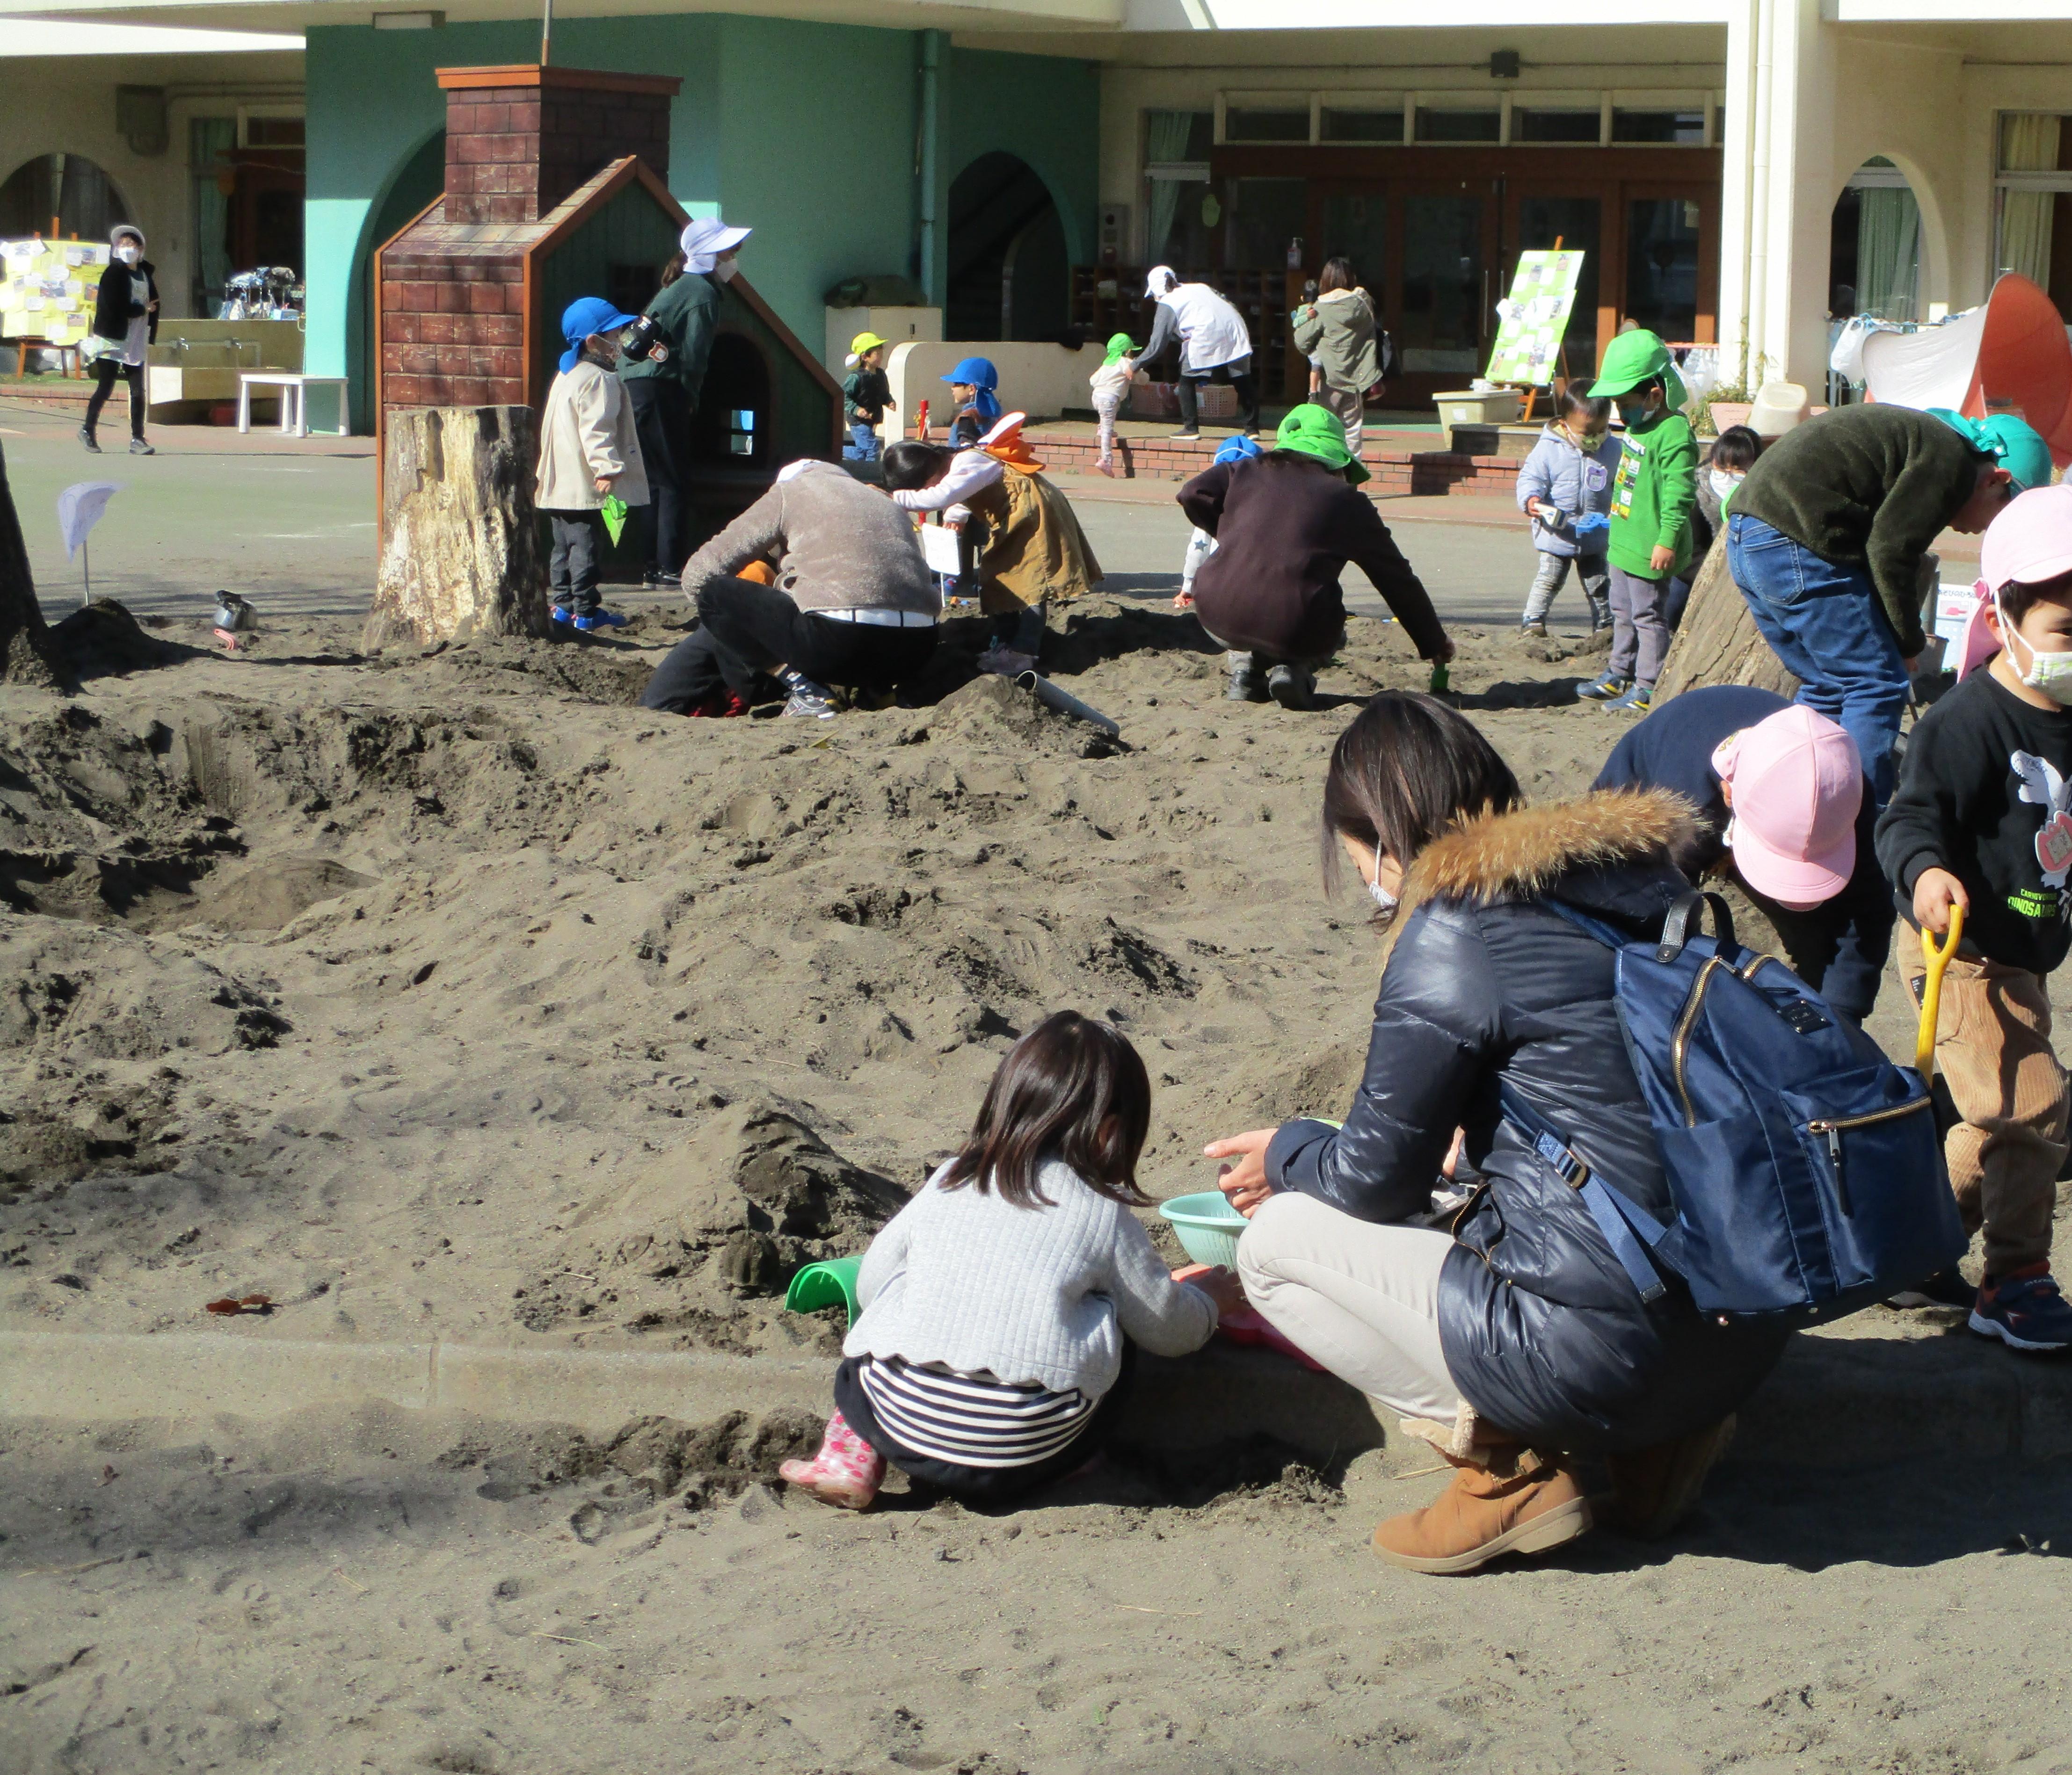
[712,260,739,284]
[1708,468,1743,500]
[116,244,139,265]
[1999,593,2072,705]
[1368,877,1398,913]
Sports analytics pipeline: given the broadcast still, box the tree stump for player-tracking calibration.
[365,406,550,652]
[1653,536,1796,704]
[0,435,60,688]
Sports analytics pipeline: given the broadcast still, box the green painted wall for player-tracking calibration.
[304,14,1098,425]
[942,45,1100,279]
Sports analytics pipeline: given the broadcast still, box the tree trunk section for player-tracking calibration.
[1653,537,1797,704]
[0,435,60,688]
[366,406,550,652]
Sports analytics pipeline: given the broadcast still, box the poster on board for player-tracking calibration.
[0,238,109,348]
[1485,250,1585,386]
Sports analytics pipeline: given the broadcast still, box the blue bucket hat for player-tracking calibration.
[560,296,640,373]
[944,355,1001,422]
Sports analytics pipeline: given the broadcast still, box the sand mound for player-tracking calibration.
[516,1100,908,1344]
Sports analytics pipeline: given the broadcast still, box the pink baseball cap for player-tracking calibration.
[1712,707,1862,910]
[1979,484,2072,596]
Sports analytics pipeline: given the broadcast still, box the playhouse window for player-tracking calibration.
[729,409,756,456]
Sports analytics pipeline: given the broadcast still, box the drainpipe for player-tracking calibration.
[917,30,944,309]
[1745,0,1776,387]
[1716,0,1757,383]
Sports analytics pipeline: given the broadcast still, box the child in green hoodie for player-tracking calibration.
[1578,330,1697,713]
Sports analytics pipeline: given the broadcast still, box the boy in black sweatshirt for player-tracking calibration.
[1875,484,2072,1352]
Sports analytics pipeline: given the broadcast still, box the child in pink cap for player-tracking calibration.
[1593,685,1890,1023]
[1875,482,2072,1351]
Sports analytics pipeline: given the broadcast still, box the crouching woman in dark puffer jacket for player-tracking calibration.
[1205,691,1791,1575]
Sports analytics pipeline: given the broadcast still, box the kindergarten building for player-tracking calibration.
[4,0,2071,430]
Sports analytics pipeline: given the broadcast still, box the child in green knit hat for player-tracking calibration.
[1089,332,1143,478]
[1578,329,1698,715]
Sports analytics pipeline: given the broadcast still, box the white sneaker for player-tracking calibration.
[783,683,837,719]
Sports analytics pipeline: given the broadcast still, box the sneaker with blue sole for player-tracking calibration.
[1576,670,1631,702]
[551,606,574,625]
[1604,683,1653,713]
[1970,1264,2072,1352]
[573,609,629,633]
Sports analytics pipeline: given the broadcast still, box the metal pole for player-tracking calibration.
[540,0,552,65]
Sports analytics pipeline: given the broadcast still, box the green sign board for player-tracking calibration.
[1485,249,1585,386]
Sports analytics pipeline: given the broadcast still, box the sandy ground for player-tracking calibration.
[2,434,2067,1770]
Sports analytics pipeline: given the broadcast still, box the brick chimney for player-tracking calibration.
[437,65,679,225]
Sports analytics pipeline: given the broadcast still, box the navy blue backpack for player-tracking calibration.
[1503,891,1967,1323]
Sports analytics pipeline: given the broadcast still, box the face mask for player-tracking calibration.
[116,245,139,265]
[1708,469,1743,500]
[712,260,739,284]
[1999,594,2072,705]
[1618,399,1653,429]
[1367,871,1398,913]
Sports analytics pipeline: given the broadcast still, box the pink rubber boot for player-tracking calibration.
[779,1412,887,1511]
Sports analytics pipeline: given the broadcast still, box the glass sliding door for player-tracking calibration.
[1626,196,1702,339]
[1513,193,1601,375]
[1398,191,1487,377]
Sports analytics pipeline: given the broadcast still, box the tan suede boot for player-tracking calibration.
[1373,1445,1592,1575]
[1601,1415,1735,1541]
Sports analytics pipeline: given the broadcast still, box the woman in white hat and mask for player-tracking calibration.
[620,216,750,587]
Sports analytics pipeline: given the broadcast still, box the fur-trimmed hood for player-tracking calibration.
[1395,788,1700,927]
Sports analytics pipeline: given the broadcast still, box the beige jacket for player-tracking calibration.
[534,357,648,512]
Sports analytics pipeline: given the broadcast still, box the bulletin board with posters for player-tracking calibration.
[1485,249,1585,387]
[0,238,109,349]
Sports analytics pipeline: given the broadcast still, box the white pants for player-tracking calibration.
[1181,525,1215,594]
[1237,1191,1461,1422]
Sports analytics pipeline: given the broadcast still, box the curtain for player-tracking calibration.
[1857,187,1920,321]
[1999,113,2061,286]
[1144,111,1196,267]
[190,119,235,313]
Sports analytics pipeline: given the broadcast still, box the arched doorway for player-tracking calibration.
[0,154,131,243]
[1830,158,1920,322]
[946,152,1067,342]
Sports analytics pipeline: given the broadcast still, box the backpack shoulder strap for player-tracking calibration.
[1498,1081,1669,1306]
[1542,889,1734,964]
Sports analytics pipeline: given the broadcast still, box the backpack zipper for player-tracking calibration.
[1670,955,1727,1126]
[1805,1098,1933,1214]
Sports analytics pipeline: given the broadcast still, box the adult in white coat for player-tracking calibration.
[1135,267,1259,442]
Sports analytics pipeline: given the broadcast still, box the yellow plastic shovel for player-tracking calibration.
[1915,902,1965,1080]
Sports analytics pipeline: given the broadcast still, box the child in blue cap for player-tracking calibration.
[535,296,649,631]
[943,357,1001,449]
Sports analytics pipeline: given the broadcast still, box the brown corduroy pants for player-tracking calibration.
[1899,950,2069,1277]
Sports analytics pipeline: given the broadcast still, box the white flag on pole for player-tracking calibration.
[58,481,123,561]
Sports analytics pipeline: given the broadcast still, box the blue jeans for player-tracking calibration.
[1725,512,1909,804]
[843,419,881,462]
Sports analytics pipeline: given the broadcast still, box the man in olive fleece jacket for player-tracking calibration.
[1726,404,2031,803]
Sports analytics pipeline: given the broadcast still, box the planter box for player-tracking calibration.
[1435,388,1522,452]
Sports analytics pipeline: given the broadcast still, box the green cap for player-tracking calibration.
[1103,332,1136,367]
[1275,402,1368,483]
[1927,408,2055,493]
[1589,328,1686,410]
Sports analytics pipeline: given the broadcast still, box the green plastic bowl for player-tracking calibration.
[1159,1190,1248,1268]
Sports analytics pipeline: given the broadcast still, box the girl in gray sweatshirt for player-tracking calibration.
[780,1013,1239,1509]
[1516,387,1621,639]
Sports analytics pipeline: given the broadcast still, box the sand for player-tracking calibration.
[4,597,2069,1773]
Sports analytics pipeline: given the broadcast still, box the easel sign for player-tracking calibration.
[1486,247,1585,415]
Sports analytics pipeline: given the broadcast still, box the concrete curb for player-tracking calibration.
[3,1324,2066,1466]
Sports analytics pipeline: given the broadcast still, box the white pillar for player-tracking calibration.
[1752,0,1839,392]
[1716,0,1758,386]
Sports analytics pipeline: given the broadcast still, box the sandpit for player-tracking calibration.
[4,599,2067,1772]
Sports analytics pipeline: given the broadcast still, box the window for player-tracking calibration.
[1626,198,1701,338]
[1519,196,1601,368]
[1514,108,1601,145]
[243,116,305,149]
[1995,113,2072,321]
[1613,109,1705,145]
[1417,108,1500,144]
[1399,194,1483,371]
[1224,106,1310,145]
[1321,107,1403,144]
[1227,177,1308,270]
[1145,111,1215,268]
